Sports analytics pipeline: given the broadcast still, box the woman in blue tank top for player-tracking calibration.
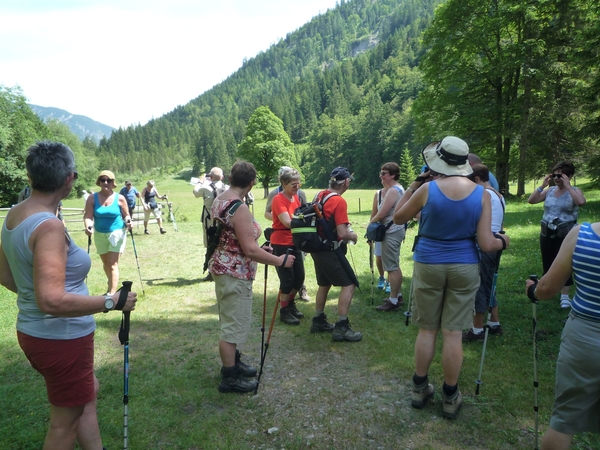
[527,222,600,449]
[84,170,133,295]
[0,142,138,449]
[393,136,510,419]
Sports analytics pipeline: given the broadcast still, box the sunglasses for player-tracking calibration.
[73,171,78,180]
[379,171,389,176]
[99,177,114,183]
[552,174,563,179]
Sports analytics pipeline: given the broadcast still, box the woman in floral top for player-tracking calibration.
[208,161,295,394]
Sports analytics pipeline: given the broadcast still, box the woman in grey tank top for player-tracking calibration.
[528,161,586,308]
[0,141,138,450]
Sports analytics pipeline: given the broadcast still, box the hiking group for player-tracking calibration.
[0,136,596,450]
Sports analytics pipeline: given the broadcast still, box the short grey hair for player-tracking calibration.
[280,168,300,186]
[26,141,75,193]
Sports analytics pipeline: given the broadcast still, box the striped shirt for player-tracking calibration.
[572,222,600,321]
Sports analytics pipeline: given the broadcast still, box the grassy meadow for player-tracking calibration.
[1,173,600,449]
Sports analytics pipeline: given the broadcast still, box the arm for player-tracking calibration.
[264,189,276,221]
[154,188,166,200]
[0,244,17,293]
[562,178,586,206]
[393,182,428,225]
[118,195,133,231]
[370,192,378,220]
[231,205,294,268]
[83,194,95,235]
[336,223,357,243]
[32,219,136,316]
[476,190,510,252]
[526,226,577,299]
[527,174,551,204]
[371,188,399,223]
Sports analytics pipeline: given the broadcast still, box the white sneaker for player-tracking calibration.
[560,296,571,309]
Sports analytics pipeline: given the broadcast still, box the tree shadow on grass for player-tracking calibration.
[145,277,207,287]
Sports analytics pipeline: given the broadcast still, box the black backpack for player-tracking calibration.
[203,200,243,272]
[290,193,339,253]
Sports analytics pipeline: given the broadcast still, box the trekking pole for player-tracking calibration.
[259,228,273,372]
[85,233,92,284]
[404,268,414,326]
[128,229,145,295]
[368,240,374,304]
[528,274,540,450]
[165,196,178,232]
[475,247,503,395]
[117,280,133,450]
[255,249,292,395]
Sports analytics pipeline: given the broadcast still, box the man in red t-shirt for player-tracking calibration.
[310,167,362,342]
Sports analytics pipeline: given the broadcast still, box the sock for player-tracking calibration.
[389,296,398,305]
[413,373,428,386]
[561,294,570,300]
[472,327,484,334]
[443,382,458,397]
[487,321,500,327]
[280,293,290,309]
[337,315,348,323]
[314,310,324,318]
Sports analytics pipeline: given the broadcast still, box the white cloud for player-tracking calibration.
[0,0,339,128]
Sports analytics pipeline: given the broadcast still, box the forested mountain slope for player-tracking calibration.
[98,0,440,188]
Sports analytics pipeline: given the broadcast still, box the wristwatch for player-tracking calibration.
[103,295,115,313]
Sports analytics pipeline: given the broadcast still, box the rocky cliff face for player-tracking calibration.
[29,104,115,143]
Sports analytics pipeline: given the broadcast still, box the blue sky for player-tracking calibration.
[0,0,340,128]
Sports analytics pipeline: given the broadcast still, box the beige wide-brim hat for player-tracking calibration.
[422,136,472,176]
[97,170,117,188]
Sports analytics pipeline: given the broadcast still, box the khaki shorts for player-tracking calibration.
[412,261,479,331]
[144,205,162,221]
[215,274,253,344]
[549,314,600,434]
[381,228,405,272]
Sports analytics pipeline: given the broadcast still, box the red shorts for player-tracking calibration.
[17,331,96,407]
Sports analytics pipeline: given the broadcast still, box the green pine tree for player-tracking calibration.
[398,147,417,190]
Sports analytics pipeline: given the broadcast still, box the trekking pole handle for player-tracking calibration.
[527,275,539,304]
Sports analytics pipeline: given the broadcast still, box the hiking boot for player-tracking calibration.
[235,350,257,378]
[485,324,503,335]
[289,302,304,319]
[160,228,167,234]
[218,366,257,394]
[462,329,485,342]
[200,273,213,282]
[280,306,300,325]
[144,229,150,235]
[298,286,311,302]
[377,276,386,290]
[442,389,463,419]
[310,314,334,333]
[385,281,391,294]
[376,299,403,312]
[332,319,362,342]
[411,381,434,409]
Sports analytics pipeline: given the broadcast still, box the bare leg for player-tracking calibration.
[441,329,463,385]
[44,404,85,450]
[219,340,236,367]
[143,220,149,232]
[337,284,356,317]
[561,286,570,296]
[490,306,499,323]
[388,268,402,298]
[473,312,485,329]
[414,328,438,377]
[99,252,120,294]
[540,428,573,450]
[76,376,103,450]
[156,217,164,230]
[376,256,384,278]
[315,285,331,312]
